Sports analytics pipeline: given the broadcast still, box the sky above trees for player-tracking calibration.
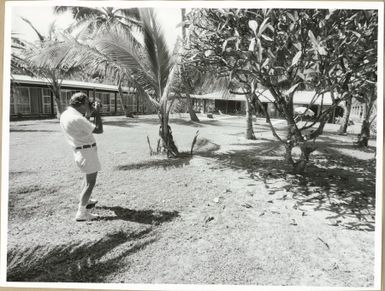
[10,5,182,50]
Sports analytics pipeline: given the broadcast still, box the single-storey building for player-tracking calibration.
[191,90,345,123]
[9,75,154,119]
[9,74,368,124]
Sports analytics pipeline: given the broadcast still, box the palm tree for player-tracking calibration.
[12,18,81,117]
[35,8,179,156]
[54,6,141,36]
[54,6,143,116]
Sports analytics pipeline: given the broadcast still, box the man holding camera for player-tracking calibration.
[60,92,103,221]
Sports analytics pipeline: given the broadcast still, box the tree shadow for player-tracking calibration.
[7,228,155,282]
[102,120,136,127]
[115,139,221,171]
[10,129,58,132]
[115,155,194,170]
[102,116,159,128]
[9,171,36,177]
[316,135,376,153]
[199,139,376,231]
[169,118,222,127]
[103,117,222,128]
[96,206,179,225]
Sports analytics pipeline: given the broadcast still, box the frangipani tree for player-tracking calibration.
[186,8,378,173]
[182,10,259,139]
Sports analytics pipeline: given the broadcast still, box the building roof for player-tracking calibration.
[191,90,333,105]
[11,74,120,92]
[12,74,334,106]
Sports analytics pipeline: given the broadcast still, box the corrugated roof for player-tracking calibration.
[11,74,119,91]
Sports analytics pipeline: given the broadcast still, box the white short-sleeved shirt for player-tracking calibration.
[60,106,96,148]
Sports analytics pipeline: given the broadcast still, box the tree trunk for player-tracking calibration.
[285,144,294,165]
[338,98,352,134]
[47,77,65,119]
[356,102,373,147]
[186,93,200,122]
[118,83,134,118]
[245,96,256,140]
[293,142,317,174]
[52,88,64,119]
[283,102,313,172]
[356,119,370,147]
[54,97,63,119]
[159,106,179,157]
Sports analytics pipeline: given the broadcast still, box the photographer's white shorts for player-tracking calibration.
[73,147,101,174]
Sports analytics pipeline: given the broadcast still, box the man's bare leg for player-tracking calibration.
[76,172,98,221]
[80,172,98,206]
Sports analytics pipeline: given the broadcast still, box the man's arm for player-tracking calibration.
[92,103,103,134]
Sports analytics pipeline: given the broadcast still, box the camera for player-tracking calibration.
[89,100,101,108]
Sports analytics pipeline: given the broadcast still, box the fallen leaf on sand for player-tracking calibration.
[317,237,330,249]
[241,203,253,208]
[203,216,214,224]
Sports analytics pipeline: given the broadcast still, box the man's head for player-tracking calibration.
[69,92,91,115]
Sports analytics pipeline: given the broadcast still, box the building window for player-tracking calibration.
[42,88,51,114]
[108,92,115,112]
[115,94,122,112]
[12,86,31,114]
[95,91,112,113]
[60,89,80,106]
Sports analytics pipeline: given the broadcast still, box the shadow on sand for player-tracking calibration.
[7,208,179,282]
[96,206,179,225]
[10,129,58,133]
[103,116,223,128]
[115,139,221,171]
[113,131,376,232]
[204,138,376,232]
[7,228,154,282]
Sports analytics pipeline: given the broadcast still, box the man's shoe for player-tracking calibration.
[86,199,98,209]
[75,210,98,221]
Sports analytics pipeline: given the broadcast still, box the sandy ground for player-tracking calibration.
[5,113,378,287]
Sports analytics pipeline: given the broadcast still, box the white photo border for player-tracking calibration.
[1,1,384,291]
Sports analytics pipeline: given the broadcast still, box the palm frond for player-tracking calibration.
[53,6,72,15]
[47,21,57,41]
[92,26,158,89]
[21,17,45,43]
[115,8,143,30]
[71,7,104,21]
[117,8,140,20]
[139,8,172,98]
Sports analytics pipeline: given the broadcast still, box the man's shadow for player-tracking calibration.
[96,206,179,225]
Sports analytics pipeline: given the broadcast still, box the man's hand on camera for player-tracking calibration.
[93,101,102,113]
